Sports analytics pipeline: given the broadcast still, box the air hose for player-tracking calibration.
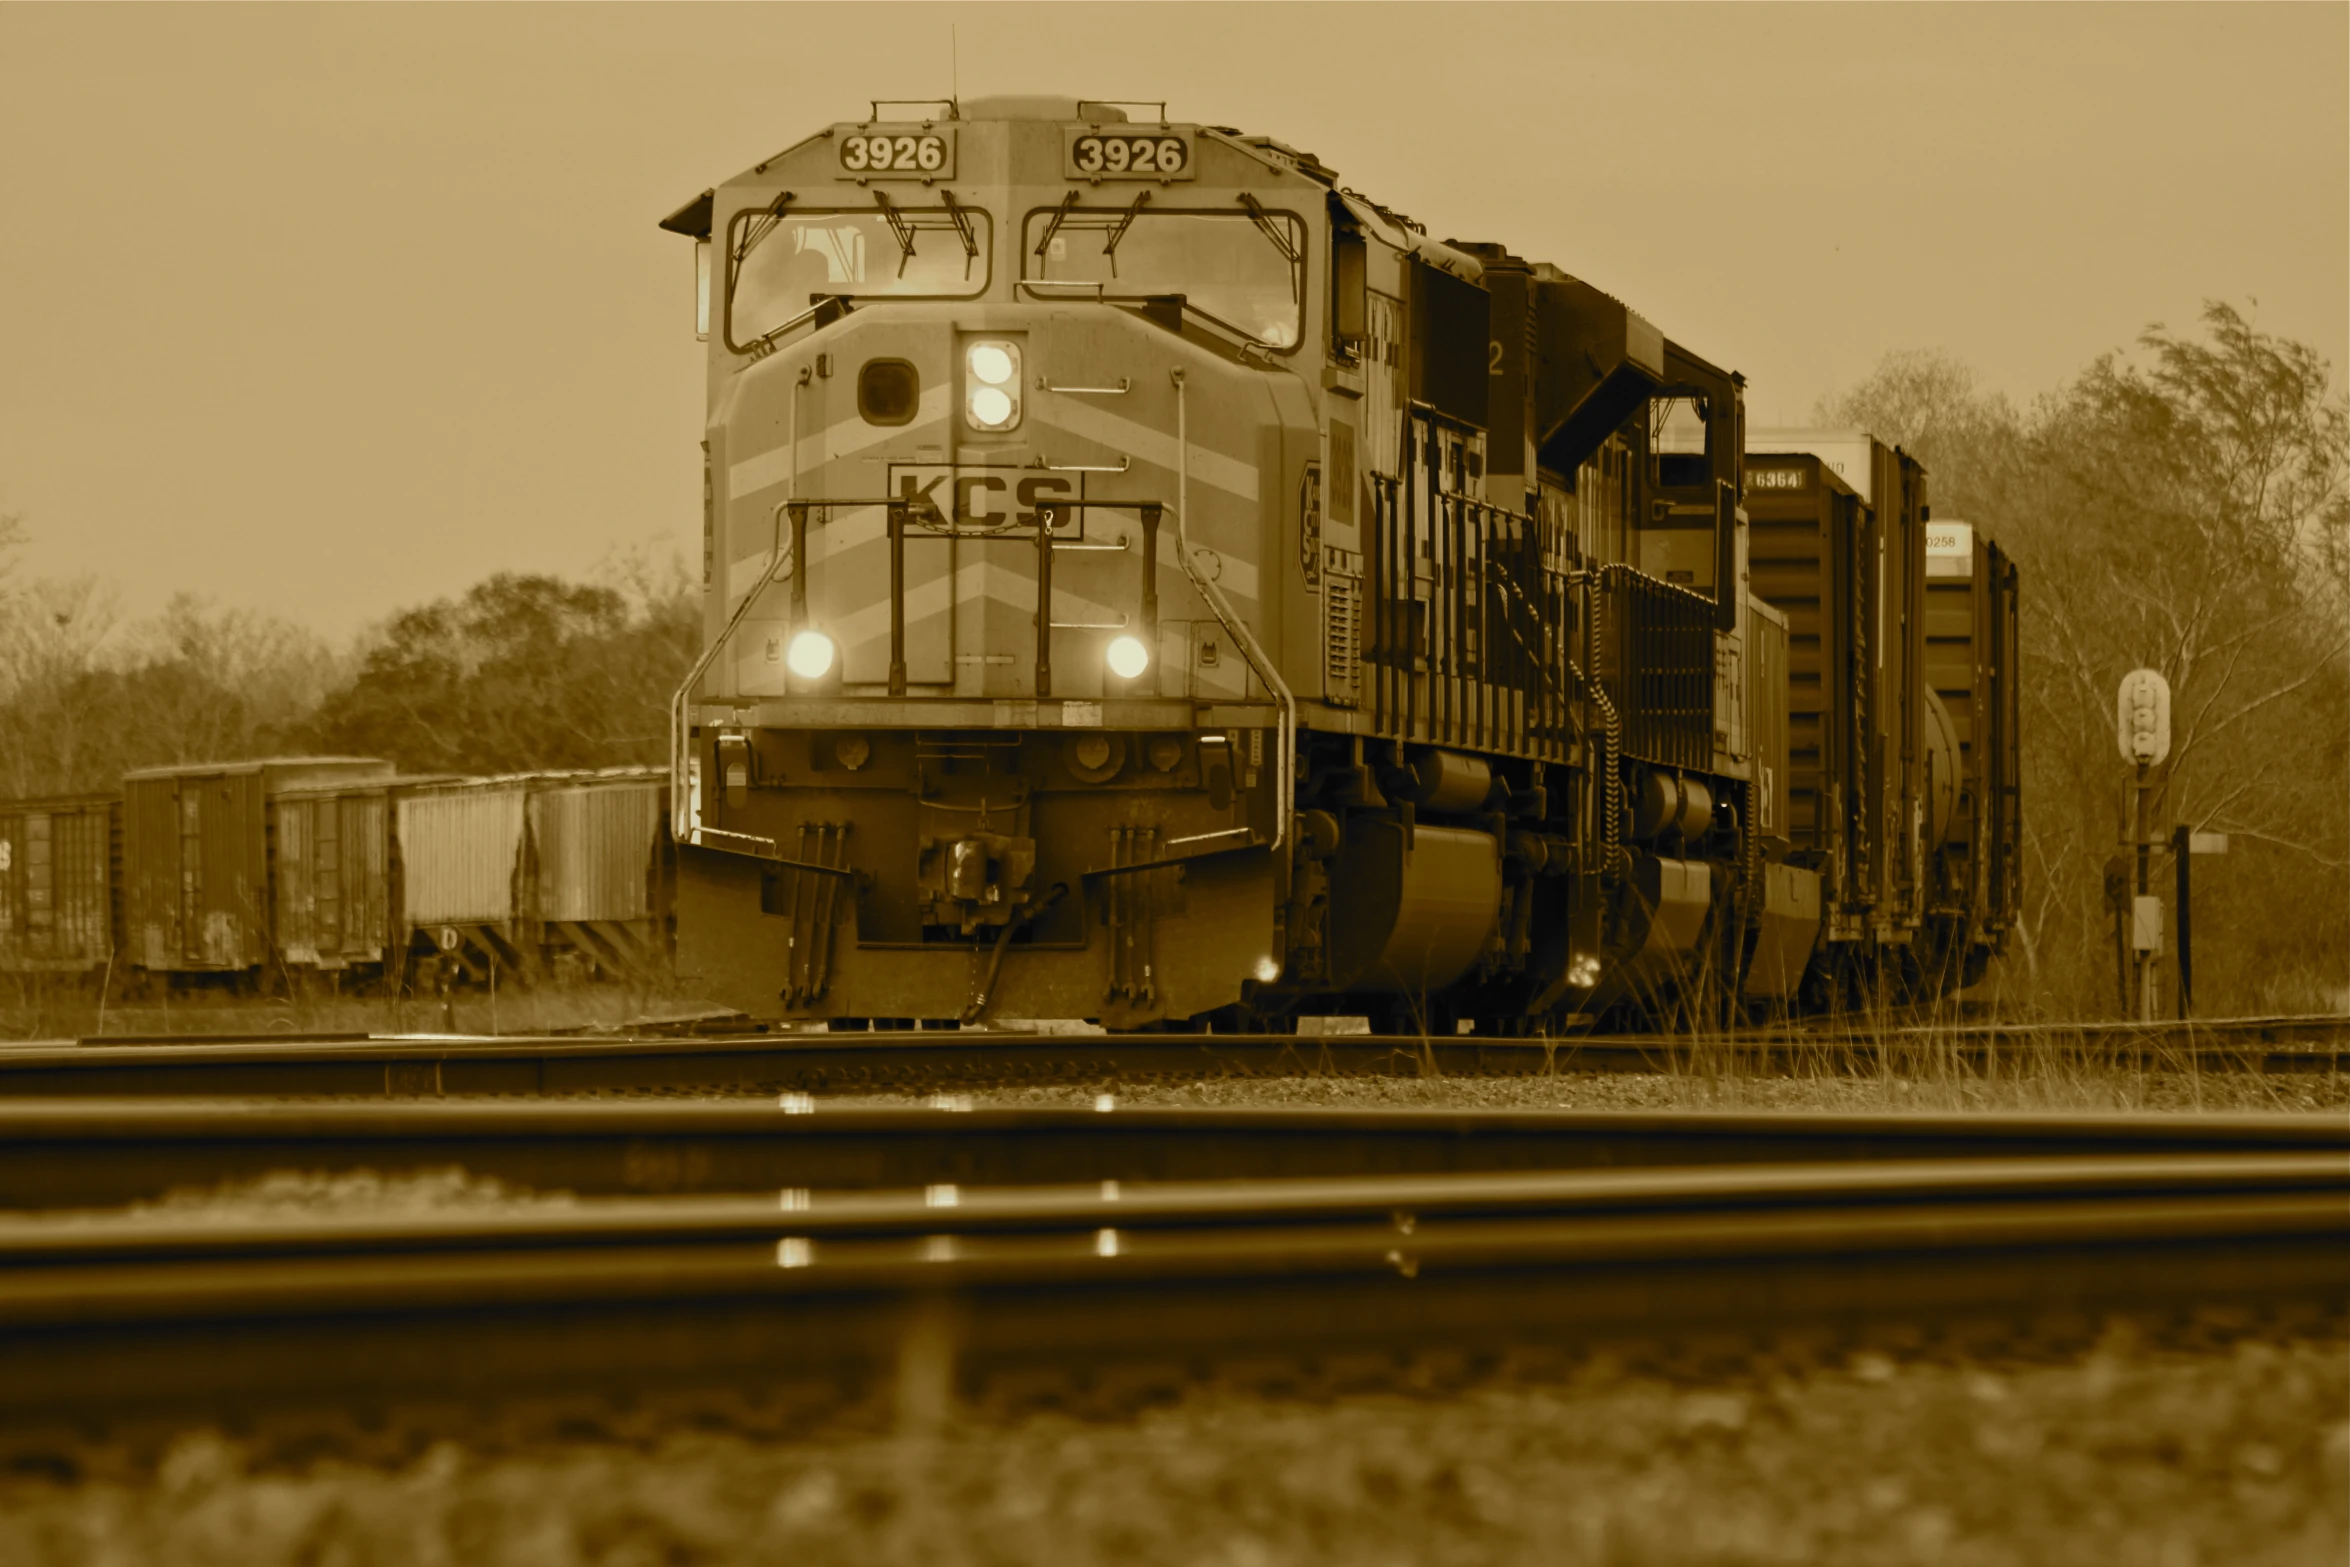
[960,882,1070,1025]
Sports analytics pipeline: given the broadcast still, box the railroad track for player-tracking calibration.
[3,1147,2342,1441]
[5,1099,2346,1212]
[0,1013,2341,1099]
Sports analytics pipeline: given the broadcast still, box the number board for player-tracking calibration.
[1065,127,1196,181]
[837,125,957,180]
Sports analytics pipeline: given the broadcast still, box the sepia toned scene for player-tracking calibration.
[1,4,2344,1562]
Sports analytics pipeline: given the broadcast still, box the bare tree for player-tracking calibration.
[1828,304,2350,1014]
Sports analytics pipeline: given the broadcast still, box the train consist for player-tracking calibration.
[4,97,2022,1030]
[0,764,671,994]
[658,95,2021,1031]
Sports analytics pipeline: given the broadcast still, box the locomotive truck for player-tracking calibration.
[658,95,2019,1033]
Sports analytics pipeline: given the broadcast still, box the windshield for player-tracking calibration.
[1023,207,1304,348]
[728,206,990,346]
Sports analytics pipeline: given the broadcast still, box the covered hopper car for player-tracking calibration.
[656,94,2022,1030]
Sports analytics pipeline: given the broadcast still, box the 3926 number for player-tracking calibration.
[1071,134,1189,177]
[840,133,948,174]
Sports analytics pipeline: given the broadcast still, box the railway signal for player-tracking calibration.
[2115,669,2172,1021]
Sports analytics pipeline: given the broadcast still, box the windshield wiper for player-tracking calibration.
[1237,194,1301,266]
[1030,191,1152,280]
[1033,191,1079,259]
[873,190,918,276]
[1100,189,1152,277]
[729,190,795,286]
[872,189,980,280]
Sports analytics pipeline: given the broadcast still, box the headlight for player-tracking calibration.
[968,343,1015,384]
[1105,633,1151,680]
[964,339,1022,430]
[786,629,836,679]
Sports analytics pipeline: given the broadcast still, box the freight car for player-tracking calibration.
[1729,432,2020,1003]
[656,94,2021,1031]
[398,769,672,986]
[0,764,671,999]
[0,792,120,985]
[122,758,397,989]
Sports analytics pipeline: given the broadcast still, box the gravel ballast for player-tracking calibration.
[3,1324,2342,1566]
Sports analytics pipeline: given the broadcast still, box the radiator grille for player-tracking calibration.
[1323,573,1362,705]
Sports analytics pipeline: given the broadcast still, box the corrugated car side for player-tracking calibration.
[397,785,529,930]
[531,776,667,923]
[0,794,120,975]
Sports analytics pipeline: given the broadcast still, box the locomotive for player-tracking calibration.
[659,95,2020,1032]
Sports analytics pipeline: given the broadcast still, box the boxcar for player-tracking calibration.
[122,758,394,980]
[0,793,121,981]
[1923,517,2022,987]
[269,777,397,979]
[1741,432,2011,997]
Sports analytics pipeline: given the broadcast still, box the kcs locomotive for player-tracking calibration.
[658,95,2021,1032]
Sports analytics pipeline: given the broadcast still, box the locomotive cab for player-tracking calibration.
[665,98,1322,1026]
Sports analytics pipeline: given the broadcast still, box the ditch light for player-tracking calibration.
[1106,633,1151,680]
[786,629,836,680]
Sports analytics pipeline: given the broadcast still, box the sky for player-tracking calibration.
[1,3,2343,636]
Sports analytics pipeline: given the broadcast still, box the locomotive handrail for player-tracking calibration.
[1170,367,1292,858]
[670,493,1174,844]
[666,497,917,843]
[743,294,853,360]
[668,511,797,842]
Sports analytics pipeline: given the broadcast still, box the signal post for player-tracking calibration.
[2116,669,2170,1022]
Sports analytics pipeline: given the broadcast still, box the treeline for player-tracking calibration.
[0,534,699,796]
[1820,303,2348,1016]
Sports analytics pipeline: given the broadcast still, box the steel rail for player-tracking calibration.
[0,1153,2341,1434]
[6,1154,2341,1261]
[0,1014,2341,1100]
[1,1099,2343,1212]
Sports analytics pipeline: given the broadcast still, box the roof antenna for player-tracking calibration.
[950,23,960,114]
